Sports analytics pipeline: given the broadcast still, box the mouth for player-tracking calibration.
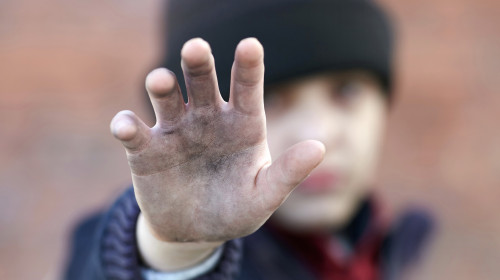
[296,171,340,194]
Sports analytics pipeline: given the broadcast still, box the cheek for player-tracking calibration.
[347,100,386,188]
[266,124,280,160]
[266,118,290,160]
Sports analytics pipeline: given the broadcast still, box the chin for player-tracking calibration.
[272,188,368,232]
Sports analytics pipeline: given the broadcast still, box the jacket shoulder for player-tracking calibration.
[381,208,435,280]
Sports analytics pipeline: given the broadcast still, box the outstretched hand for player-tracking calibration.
[110,38,325,243]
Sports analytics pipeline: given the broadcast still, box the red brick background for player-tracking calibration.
[1,0,499,279]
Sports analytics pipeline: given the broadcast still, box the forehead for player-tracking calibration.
[262,70,389,120]
[264,69,384,94]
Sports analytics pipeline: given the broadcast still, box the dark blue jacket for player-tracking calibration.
[64,187,433,280]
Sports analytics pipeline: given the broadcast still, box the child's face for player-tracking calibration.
[265,70,388,231]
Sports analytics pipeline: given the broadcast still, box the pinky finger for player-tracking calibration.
[110,110,151,152]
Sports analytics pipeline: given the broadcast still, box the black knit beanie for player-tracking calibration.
[161,0,394,101]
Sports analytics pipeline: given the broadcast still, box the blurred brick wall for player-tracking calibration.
[378,1,500,279]
[0,0,499,279]
[0,1,162,279]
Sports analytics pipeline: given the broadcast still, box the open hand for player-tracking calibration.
[110,38,324,243]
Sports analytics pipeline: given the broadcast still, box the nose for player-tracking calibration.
[292,100,346,149]
[295,110,327,141]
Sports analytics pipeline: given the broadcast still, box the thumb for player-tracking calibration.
[262,140,325,207]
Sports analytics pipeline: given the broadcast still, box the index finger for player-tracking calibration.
[229,38,265,116]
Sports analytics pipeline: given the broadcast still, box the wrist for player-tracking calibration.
[136,212,223,272]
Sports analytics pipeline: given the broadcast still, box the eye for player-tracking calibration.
[264,88,282,110]
[332,78,364,104]
[264,85,295,113]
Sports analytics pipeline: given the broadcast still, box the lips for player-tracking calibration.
[296,171,340,194]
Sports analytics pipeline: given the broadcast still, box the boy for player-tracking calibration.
[65,0,432,279]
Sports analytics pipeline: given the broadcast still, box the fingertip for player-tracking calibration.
[274,141,324,185]
[263,140,326,204]
[235,37,264,67]
[181,38,212,68]
[111,112,138,141]
[145,68,178,96]
[307,140,326,161]
[114,120,138,141]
